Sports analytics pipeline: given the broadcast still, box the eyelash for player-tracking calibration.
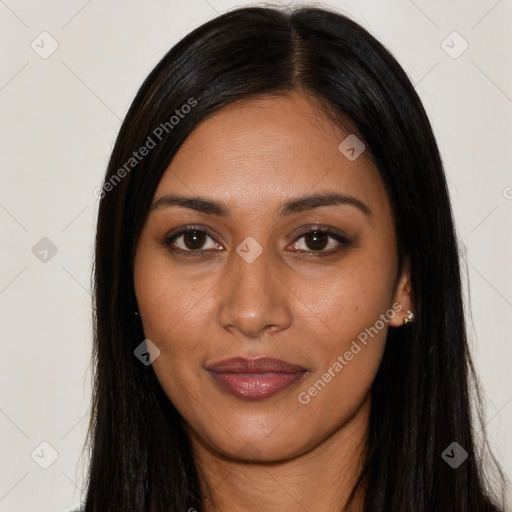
[161,224,351,258]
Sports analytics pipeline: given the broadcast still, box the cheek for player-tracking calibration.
[293,249,397,408]
[134,244,210,352]
[299,247,398,347]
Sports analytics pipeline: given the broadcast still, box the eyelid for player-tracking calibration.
[291,224,348,241]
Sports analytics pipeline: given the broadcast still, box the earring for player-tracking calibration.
[134,310,139,316]
[403,309,414,325]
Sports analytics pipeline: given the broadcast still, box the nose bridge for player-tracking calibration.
[232,240,272,297]
[218,237,292,337]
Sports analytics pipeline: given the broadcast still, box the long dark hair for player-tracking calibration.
[83,5,507,511]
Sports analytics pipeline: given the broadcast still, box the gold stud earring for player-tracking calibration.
[403,309,414,325]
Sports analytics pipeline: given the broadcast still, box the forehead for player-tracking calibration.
[154,92,389,219]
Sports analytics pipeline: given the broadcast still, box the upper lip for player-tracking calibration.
[206,357,306,374]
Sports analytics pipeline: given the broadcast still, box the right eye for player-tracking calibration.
[162,226,224,255]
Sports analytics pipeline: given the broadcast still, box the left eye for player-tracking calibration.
[290,229,349,254]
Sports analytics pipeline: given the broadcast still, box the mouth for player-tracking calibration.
[206,357,307,400]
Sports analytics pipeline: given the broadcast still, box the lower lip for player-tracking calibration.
[208,371,306,400]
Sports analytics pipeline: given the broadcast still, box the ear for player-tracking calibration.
[388,260,414,327]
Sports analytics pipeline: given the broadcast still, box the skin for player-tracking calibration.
[134,91,413,512]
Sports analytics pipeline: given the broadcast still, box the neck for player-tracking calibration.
[188,393,370,512]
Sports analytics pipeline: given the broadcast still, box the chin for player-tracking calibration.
[191,418,318,463]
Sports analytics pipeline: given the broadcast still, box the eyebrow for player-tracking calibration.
[151,192,372,218]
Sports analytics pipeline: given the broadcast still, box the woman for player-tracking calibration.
[80,5,507,511]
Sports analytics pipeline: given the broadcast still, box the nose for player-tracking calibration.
[217,244,293,339]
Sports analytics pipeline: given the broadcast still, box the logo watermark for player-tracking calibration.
[298,302,403,405]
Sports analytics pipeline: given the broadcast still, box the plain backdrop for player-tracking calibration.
[1,1,511,510]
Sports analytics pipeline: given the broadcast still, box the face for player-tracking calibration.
[134,92,412,462]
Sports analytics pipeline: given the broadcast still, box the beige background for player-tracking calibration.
[0,0,511,510]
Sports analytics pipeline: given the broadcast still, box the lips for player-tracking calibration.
[206,357,307,400]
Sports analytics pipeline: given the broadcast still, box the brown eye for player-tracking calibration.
[163,227,223,254]
[182,230,207,250]
[290,228,350,255]
[304,231,329,251]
